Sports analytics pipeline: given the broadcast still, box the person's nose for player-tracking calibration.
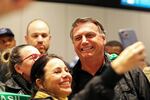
[82,36,87,42]
[37,35,43,42]
[81,36,88,44]
[62,71,71,79]
[5,41,11,47]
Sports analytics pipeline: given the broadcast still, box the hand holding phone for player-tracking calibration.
[119,29,138,49]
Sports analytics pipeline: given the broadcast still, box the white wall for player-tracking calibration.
[0,1,150,63]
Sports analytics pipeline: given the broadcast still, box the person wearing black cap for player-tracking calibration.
[0,27,16,82]
[0,28,16,52]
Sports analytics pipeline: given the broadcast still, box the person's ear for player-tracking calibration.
[25,35,29,43]
[13,39,16,46]
[49,35,51,40]
[36,79,44,89]
[48,35,52,43]
[102,34,106,45]
[14,64,23,75]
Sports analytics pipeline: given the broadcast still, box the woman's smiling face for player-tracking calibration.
[41,58,72,98]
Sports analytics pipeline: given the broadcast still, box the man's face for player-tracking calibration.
[0,35,16,52]
[25,21,51,54]
[72,22,106,59]
[18,46,41,81]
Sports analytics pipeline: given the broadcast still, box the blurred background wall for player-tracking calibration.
[0,1,150,63]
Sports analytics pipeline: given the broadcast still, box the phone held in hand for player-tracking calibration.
[119,29,138,49]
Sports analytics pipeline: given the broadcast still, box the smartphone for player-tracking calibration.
[119,29,138,49]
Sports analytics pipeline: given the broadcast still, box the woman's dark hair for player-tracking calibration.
[30,54,70,85]
[30,54,70,97]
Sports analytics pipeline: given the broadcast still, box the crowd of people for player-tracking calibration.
[0,17,149,100]
[0,0,150,100]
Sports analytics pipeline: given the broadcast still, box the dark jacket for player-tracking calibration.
[0,73,32,95]
[71,55,150,100]
[0,63,11,82]
[71,65,122,100]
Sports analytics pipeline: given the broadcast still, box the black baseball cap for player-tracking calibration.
[0,28,14,37]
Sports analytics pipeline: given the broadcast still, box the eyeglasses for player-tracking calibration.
[21,54,45,62]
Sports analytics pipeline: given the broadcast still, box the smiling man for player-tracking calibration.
[70,17,150,100]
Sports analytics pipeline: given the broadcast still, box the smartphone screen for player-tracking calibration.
[119,29,138,49]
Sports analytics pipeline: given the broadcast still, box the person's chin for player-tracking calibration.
[61,89,72,96]
[38,49,46,54]
[81,53,93,58]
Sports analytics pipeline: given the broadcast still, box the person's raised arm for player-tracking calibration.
[72,41,146,100]
[112,41,145,74]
